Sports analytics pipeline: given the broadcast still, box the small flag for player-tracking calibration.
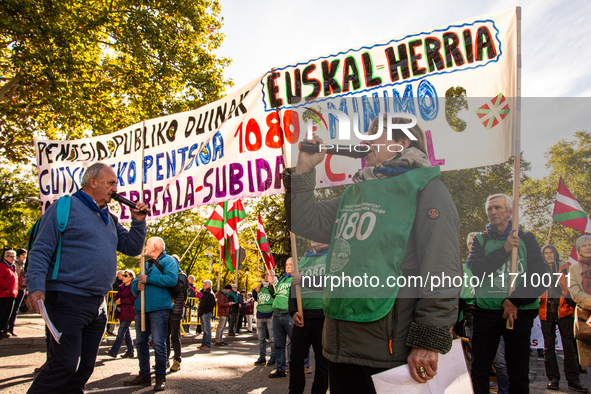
[552,178,591,233]
[257,212,276,271]
[568,245,578,266]
[476,93,510,130]
[204,200,247,272]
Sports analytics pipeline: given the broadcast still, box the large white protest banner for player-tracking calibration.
[35,8,519,221]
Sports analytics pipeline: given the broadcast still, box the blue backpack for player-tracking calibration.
[27,196,71,280]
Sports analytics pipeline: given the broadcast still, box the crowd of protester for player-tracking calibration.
[5,156,591,394]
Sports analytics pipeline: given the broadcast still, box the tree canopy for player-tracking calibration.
[522,131,591,258]
[0,164,40,250]
[0,0,231,162]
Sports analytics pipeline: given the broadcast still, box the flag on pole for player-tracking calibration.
[552,178,591,233]
[204,199,247,272]
[257,212,276,271]
[568,245,578,266]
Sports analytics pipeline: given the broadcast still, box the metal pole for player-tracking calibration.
[274,90,304,322]
[217,244,221,292]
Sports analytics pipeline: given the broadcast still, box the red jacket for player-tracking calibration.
[539,262,574,320]
[115,283,137,322]
[217,290,230,317]
[0,260,18,298]
[245,298,254,315]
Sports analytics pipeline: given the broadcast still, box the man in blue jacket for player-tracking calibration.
[125,237,178,391]
[25,163,147,394]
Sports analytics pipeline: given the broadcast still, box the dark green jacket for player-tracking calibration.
[284,168,461,369]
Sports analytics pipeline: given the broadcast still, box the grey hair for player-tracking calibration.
[125,269,136,279]
[3,250,16,258]
[204,279,212,287]
[485,194,513,213]
[466,232,479,248]
[81,163,110,187]
[576,235,591,255]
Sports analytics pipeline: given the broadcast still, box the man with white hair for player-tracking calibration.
[26,162,147,393]
[197,279,215,350]
[125,237,178,391]
[467,193,547,393]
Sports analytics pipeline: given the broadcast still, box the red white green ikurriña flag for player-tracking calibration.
[204,199,247,272]
[552,178,591,233]
[257,212,275,271]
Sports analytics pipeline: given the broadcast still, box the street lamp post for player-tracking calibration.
[245,269,249,292]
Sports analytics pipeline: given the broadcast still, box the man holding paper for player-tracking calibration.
[25,162,147,394]
[285,114,461,393]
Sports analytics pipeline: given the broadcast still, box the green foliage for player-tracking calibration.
[440,154,530,258]
[0,0,231,162]
[0,163,41,249]
[522,131,591,259]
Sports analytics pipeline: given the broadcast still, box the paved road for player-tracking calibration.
[2,314,591,393]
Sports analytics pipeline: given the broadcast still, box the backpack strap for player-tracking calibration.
[148,259,165,274]
[51,195,71,280]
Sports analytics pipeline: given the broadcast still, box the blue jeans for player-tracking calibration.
[273,314,293,372]
[109,320,133,355]
[28,291,106,394]
[257,317,275,359]
[201,312,212,348]
[229,311,237,334]
[135,310,169,376]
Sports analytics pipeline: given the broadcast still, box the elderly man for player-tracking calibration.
[285,114,461,393]
[467,193,547,394]
[269,258,294,379]
[125,237,178,391]
[26,162,147,393]
[215,284,232,346]
[197,279,215,350]
[253,272,277,366]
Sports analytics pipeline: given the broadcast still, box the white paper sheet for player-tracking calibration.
[38,299,62,344]
[371,339,473,394]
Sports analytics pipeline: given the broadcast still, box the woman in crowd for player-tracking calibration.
[245,292,255,333]
[107,269,137,358]
[568,235,591,368]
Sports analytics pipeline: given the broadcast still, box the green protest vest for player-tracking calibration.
[256,285,275,314]
[272,275,293,311]
[299,253,327,311]
[473,232,539,310]
[323,166,440,322]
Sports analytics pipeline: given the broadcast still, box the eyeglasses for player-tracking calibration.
[122,274,130,277]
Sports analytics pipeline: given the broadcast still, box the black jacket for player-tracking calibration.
[198,288,215,317]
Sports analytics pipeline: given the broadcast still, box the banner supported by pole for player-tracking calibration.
[507,6,522,330]
[140,121,146,332]
[276,100,304,322]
